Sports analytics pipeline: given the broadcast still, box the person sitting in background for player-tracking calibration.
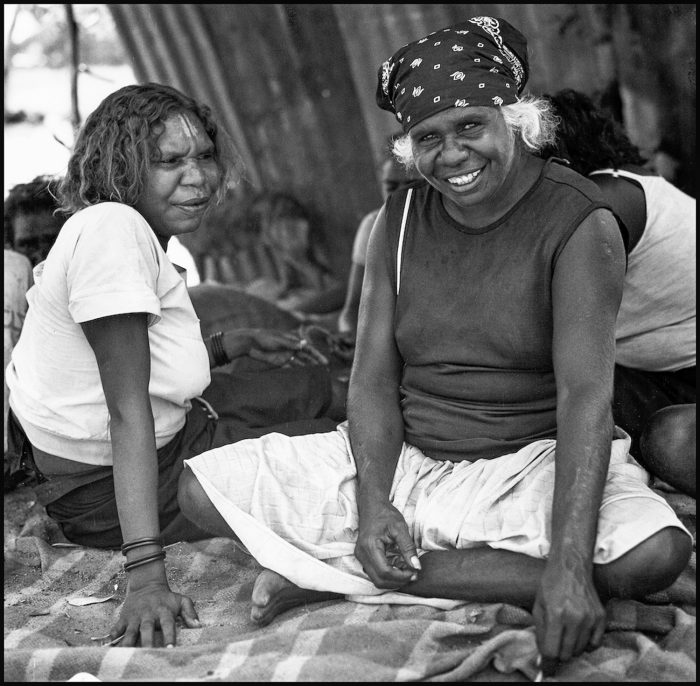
[245,192,345,316]
[4,247,33,486]
[4,176,65,488]
[177,17,691,678]
[337,144,421,338]
[541,88,696,497]
[4,175,66,267]
[5,83,339,649]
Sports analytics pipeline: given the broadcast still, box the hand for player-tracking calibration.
[532,560,606,677]
[354,499,421,589]
[109,580,201,648]
[243,329,329,367]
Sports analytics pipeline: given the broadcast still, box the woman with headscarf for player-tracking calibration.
[177,17,692,675]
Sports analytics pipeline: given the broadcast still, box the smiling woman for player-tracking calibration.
[5,82,339,650]
[176,15,692,680]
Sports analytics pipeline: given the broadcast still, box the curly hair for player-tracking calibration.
[539,88,646,176]
[57,82,243,214]
[391,94,559,169]
[4,175,65,247]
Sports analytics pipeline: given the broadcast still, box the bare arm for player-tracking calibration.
[337,262,365,336]
[534,208,626,670]
[348,206,420,586]
[338,210,378,335]
[81,313,199,647]
[590,174,646,252]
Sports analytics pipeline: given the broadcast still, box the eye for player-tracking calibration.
[412,131,438,147]
[458,121,483,136]
[198,150,215,160]
[157,157,179,167]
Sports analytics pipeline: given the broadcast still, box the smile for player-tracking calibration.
[446,169,482,186]
[174,197,210,211]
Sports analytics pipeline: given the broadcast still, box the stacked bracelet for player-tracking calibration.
[120,537,163,555]
[210,331,230,367]
[123,550,166,572]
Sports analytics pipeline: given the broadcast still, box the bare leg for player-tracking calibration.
[160,511,217,546]
[250,569,342,625]
[177,467,245,539]
[177,468,342,623]
[249,525,690,625]
[399,526,692,608]
[639,404,696,497]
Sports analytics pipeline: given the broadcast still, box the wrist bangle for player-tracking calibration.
[210,331,230,367]
[121,537,163,555]
[123,550,166,572]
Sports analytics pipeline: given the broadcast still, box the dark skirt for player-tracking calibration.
[7,365,337,549]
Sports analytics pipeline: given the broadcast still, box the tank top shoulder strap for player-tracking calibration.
[395,187,414,295]
[588,168,644,182]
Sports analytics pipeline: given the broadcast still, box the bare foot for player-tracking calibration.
[250,569,342,625]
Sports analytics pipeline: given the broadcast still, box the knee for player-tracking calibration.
[176,467,208,522]
[599,527,692,599]
[640,404,696,466]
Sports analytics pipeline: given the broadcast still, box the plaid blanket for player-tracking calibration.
[4,484,695,682]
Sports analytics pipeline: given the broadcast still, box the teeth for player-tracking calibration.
[447,170,480,185]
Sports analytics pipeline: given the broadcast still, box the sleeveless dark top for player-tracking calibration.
[383,158,612,462]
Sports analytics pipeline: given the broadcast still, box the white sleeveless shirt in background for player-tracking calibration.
[590,169,695,372]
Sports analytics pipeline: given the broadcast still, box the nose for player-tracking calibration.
[439,135,469,166]
[181,158,207,186]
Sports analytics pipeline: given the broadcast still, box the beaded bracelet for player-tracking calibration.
[210,331,230,367]
[123,550,166,572]
[120,537,163,555]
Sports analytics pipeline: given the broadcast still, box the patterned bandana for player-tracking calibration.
[376,16,529,131]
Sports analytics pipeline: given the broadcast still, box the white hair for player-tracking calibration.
[391,94,559,169]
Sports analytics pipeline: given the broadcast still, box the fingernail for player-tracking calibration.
[411,556,422,570]
[410,573,418,582]
[166,644,174,649]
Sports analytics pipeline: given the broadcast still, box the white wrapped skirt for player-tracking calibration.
[184,422,690,600]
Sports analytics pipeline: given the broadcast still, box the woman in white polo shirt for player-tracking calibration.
[5,83,335,648]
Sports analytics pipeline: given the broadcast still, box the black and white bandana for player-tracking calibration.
[376,16,529,131]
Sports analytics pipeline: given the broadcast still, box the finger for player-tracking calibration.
[541,656,559,678]
[121,621,140,648]
[382,515,420,573]
[572,613,598,657]
[109,618,127,643]
[158,609,177,648]
[534,607,562,677]
[179,596,202,629]
[367,539,415,587]
[304,344,329,366]
[139,618,156,649]
[297,351,323,367]
[588,612,606,651]
[558,619,583,662]
[392,527,420,572]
